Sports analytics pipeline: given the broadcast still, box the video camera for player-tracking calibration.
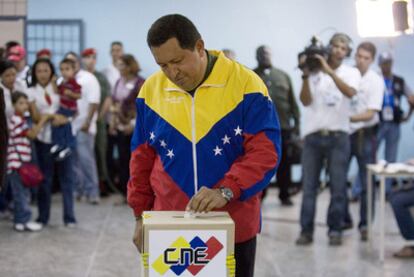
[298,36,328,71]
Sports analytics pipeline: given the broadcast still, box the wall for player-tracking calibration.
[28,0,414,163]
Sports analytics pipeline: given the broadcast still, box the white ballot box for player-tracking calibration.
[140,211,235,277]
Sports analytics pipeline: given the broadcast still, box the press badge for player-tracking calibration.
[382,106,394,121]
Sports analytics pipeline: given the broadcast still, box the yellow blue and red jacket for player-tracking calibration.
[127,50,281,243]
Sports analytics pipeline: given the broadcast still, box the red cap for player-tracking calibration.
[7,45,26,62]
[81,48,97,57]
[36,48,52,58]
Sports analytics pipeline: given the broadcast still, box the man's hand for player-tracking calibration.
[80,121,90,133]
[52,114,69,127]
[314,54,334,75]
[186,186,228,213]
[122,124,134,136]
[132,218,143,253]
[298,54,310,76]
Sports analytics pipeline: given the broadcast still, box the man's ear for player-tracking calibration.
[195,39,205,56]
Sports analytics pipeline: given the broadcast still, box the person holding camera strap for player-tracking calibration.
[343,42,385,241]
[296,33,361,246]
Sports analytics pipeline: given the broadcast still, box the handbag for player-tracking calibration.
[15,146,44,188]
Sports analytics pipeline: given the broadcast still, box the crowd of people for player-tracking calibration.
[0,40,145,231]
[1,13,414,277]
[249,34,414,257]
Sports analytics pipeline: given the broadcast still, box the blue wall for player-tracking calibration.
[28,0,414,163]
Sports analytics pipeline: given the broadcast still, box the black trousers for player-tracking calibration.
[235,236,257,277]
[107,131,132,196]
[263,130,293,201]
[277,130,294,201]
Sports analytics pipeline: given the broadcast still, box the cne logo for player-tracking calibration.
[152,236,223,276]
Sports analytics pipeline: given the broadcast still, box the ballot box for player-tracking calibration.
[140,211,235,277]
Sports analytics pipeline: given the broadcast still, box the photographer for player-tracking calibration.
[296,33,361,246]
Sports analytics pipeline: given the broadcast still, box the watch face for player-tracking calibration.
[221,188,233,200]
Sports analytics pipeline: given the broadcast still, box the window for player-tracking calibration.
[26,19,84,66]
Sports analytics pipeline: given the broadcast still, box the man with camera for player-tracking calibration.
[343,42,384,241]
[254,45,300,206]
[296,33,361,246]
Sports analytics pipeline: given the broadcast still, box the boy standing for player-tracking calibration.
[7,91,49,231]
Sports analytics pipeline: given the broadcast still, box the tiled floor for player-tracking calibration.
[0,188,413,277]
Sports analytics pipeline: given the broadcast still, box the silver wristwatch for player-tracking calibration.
[219,187,234,202]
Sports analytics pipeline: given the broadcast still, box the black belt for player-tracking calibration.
[355,125,378,136]
[312,129,347,137]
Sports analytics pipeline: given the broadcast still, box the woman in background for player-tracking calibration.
[28,58,77,227]
[107,54,144,198]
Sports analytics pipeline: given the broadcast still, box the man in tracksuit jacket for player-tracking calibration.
[127,14,281,277]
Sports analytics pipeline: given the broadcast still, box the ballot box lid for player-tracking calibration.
[142,211,234,227]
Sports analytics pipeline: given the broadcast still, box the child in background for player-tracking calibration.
[7,91,50,231]
[50,59,81,160]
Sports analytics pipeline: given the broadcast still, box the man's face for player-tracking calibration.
[13,59,26,71]
[380,61,392,75]
[257,47,272,68]
[82,55,96,71]
[330,40,349,62]
[355,48,373,73]
[151,37,206,91]
[111,44,123,61]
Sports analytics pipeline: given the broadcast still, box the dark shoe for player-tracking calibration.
[296,233,313,245]
[341,221,353,231]
[393,246,414,258]
[360,228,368,241]
[349,195,359,203]
[281,198,294,206]
[329,235,342,246]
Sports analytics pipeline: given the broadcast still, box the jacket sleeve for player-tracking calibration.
[127,95,156,216]
[217,75,282,201]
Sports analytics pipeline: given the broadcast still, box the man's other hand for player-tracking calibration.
[132,218,143,253]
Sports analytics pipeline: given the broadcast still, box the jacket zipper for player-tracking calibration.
[191,96,199,195]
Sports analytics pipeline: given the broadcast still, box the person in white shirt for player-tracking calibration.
[103,41,123,90]
[27,58,77,227]
[296,33,361,246]
[65,52,101,204]
[343,42,384,240]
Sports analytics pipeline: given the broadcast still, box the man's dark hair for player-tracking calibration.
[147,14,201,50]
[5,41,20,51]
[30,58,56,87]
[11,91,28,104]
[111,41,123,48]
[357,41,377,59]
